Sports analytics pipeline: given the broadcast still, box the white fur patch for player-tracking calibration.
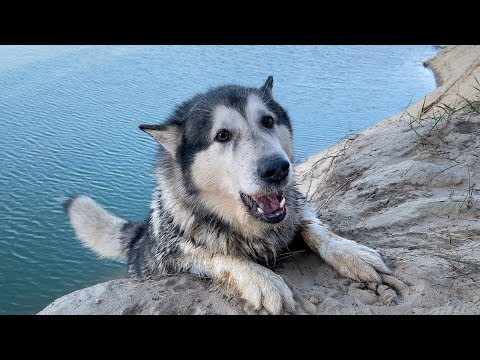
[211,105,245,133]
[245,94,273,123]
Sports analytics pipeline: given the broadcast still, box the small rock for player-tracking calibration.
[302,300,317,314]
[308,296,319,305]
[95,299,102,304]
[194,298,201,303]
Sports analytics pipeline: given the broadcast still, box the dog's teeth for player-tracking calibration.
[279,198,285,209]
[257,207,265,215]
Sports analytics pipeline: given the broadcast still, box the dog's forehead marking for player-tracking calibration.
[211,104,247,136]
[245,94,271,123]
[211,94,272,132]
[212,105,243,123]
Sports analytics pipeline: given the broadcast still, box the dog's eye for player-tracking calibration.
[262,116,274,128]
[215,129,231,142]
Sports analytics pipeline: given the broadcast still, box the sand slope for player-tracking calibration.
[39,45,480,315]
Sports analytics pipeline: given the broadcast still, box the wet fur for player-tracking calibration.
[65,77,391,314]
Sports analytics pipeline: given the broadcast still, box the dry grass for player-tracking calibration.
[400,78,480,149]
[459,166,479,211]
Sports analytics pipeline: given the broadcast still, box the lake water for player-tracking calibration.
[0,45,438,314]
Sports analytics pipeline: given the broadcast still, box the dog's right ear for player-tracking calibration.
[139,123,183,157]
[260,75,274,97]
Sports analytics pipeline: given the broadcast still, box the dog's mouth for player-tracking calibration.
[240,192,286,224]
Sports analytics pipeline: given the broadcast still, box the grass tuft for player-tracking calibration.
[400,89,480,148]
[459,166,479,211]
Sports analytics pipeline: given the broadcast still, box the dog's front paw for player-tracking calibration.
[233,263,296,315]
[326,237,391,283]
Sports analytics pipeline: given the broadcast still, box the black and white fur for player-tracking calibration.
[65,77,390,314]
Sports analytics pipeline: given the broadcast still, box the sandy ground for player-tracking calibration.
[39,45,480,315]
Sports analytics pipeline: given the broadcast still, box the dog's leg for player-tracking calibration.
[300,202,391,283]
[180,244,296,314]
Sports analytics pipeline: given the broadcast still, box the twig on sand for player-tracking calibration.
[438,161,466,174]
[303,136,356,203]
[318,172,360,209]
[271,250,308,269]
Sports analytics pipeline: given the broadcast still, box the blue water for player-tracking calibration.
[0,45,438,314]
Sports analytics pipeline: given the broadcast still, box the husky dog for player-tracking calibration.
[65,77,391,314]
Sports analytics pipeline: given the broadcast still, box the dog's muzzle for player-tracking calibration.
[240,192,286,224]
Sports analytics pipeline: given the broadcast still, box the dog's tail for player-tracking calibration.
[63,195,144,260]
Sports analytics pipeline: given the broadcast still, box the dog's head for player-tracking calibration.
[140,77,294,228]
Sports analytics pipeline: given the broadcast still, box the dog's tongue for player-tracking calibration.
[254,194,280,214]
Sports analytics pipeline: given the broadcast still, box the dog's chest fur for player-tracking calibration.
[126,186,304,277]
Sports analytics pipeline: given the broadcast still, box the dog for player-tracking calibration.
[65,76,391,314]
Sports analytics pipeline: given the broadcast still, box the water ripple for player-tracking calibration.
[0,45,438,314]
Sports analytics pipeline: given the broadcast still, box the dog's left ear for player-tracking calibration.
[139,123,183,157]
[260,76,274,97]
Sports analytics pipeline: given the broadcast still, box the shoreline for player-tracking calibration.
[424,59,442,88]
[423,45,445,88]
[299,45,480,168]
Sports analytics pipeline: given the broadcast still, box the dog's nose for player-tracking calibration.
[258,156,290,184]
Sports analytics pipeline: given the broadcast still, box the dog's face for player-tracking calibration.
[141,77,294,228]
